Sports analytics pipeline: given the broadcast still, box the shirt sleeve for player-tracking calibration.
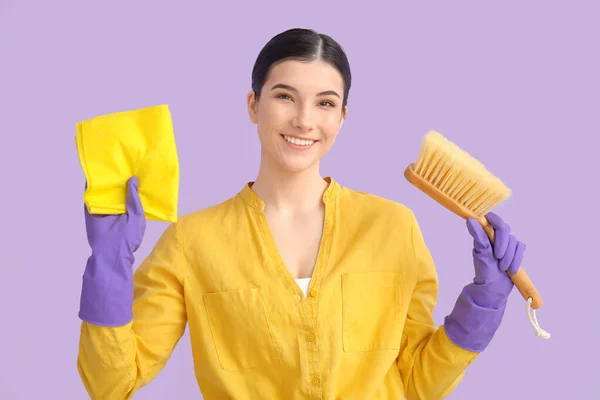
[77,222,187,400]
[396,211,479,400]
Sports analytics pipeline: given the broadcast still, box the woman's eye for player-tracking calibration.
[320,101,335,108]
[276,94,292,100]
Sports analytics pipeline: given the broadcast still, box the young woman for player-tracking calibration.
[77,28,525,399]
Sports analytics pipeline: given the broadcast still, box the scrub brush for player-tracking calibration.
[404,130,550,339]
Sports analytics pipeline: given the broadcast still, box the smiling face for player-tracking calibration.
[247,59,348,173]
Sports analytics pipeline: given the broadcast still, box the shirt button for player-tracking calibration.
[311,377,321,387]
[307,333,316,342]
[309,289,317,298]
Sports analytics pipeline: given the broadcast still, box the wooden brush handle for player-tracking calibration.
[479,218,543,309]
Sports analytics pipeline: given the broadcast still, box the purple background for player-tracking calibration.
[1,1,598,399]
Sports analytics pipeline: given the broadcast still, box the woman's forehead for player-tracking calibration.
[266,60,344,93]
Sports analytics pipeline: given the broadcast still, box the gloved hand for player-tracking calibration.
[444,212,525,352]
[78,176,146,326]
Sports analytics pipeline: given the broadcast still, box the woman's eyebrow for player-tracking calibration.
[270,83,340,99]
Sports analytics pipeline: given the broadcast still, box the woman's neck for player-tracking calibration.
[250,151,328,215]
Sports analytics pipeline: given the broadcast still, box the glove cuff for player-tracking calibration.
[78,245,135,326]
[444,285,507,352]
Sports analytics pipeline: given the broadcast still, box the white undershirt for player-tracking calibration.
[295,277,312,297]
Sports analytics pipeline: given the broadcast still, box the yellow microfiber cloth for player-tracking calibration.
[75,104,179,222]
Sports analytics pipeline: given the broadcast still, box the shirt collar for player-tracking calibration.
[238,176,340,211]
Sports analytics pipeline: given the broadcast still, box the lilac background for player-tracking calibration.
[1,1,598,399]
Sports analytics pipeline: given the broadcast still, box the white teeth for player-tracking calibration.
[284,135,315,146]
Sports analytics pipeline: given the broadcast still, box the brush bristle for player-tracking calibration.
[413,130,511,217]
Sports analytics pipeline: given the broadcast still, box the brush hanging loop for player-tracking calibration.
[526,297,551,339]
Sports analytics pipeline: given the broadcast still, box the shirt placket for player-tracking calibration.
[251,182,337,399]
[299,197,335,399]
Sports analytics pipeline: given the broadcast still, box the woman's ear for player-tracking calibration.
[339,105,348,128]
[247,90,258,124]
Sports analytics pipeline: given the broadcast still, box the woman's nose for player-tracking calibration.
[292,105,316,132]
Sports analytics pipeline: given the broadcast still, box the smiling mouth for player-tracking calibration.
[281,134,318,147]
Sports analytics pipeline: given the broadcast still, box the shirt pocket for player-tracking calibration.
[341,272,404,352]
[203,287,280,371]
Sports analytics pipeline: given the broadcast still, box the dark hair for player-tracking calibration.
[251,28,352,108]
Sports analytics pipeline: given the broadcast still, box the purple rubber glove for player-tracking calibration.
[444,212,526,352]
[78,176,146,326]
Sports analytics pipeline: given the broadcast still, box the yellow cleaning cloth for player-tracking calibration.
[75,104,179,222]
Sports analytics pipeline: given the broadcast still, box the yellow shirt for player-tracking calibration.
[77,177,479,399]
